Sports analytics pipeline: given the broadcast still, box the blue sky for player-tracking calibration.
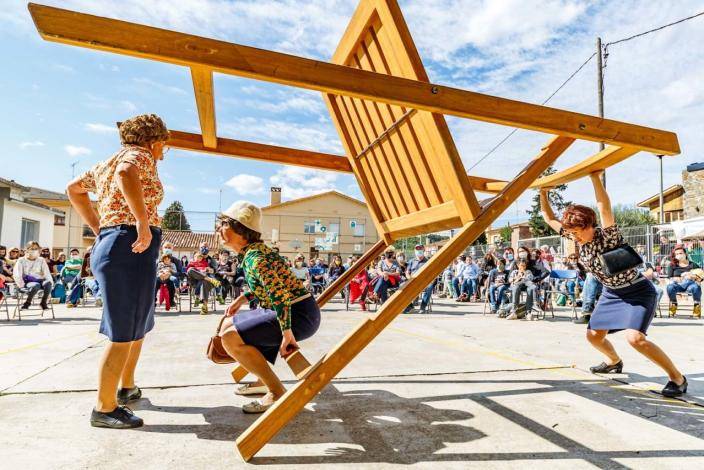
[2,0,703,231]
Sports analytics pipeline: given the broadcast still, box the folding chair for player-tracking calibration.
[11,286,56,321]
[546,270,581,319]
[30,0,680,460]
[1,287,10,321]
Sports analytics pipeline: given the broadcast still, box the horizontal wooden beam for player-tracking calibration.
[380,201,462,237]
[166,130,353,173]
[482,145,640,192]
[190,66,217,148]
[29,3,680,155]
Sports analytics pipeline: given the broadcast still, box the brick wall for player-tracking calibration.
[682,169,704,219]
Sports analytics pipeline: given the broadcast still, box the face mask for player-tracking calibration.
[295,262,303,267]
[28,250,40,259]
[397,256,405,262]
[518,252,528,259]
[200,247,209,255]
[163,248,173,255]
[415,250,424,257]
[506,254,514,261]
[676,254,687,261]
[71,254,80,260]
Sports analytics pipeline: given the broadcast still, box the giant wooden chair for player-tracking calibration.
[28,0,679,460]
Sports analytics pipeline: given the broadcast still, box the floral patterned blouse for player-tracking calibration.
[563,225,639,288]
[77,145,163,228]
[241,242,309,331]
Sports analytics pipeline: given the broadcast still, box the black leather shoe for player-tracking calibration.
[662,376,688,397]
[573,314,591,324]
[590,360,623,374]
[20,302,31,310]
[90,406,143,429]
[117,386,142,405]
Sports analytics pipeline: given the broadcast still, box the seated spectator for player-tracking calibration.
[404,244,434,313]
[479,253,497,300]
[67,255,102,308]
[291,255,311,289]
[13,241,53,311]
[60,248,83,287]
[155,253,177,310]
[533,248,551,271]
[396,252,408,281]
[186,252,221,315]
[488,259,510,314]
[54,252,66,276]
[309,259,326,295]
[456,255,480,302]
[214,249,236,304]
[564,253,587,303]
[348,255,370,311]
[40,247,57,276]
[451,255,466,299]
[502,247,516,271]
[161,242,184,281]
[639,259,664,305]
[507,259,534,320]
[328,255,346,297]
[666,245,701,318]
[372,248,403,303]
[540,244,555,264]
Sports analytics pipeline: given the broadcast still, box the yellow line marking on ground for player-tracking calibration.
[0,330,101,356]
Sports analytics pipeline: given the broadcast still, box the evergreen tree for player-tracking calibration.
[527,166,570,237]
[610,204,656,226]
[499,223,513,244]
[161,201,191,231]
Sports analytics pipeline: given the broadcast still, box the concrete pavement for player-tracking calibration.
[1,297,703,469]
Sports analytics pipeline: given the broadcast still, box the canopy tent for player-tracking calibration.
[28,0,679,461]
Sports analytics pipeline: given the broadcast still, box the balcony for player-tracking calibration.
[82,225,95,238]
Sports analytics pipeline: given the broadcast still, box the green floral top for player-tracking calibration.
[241,242,308,331]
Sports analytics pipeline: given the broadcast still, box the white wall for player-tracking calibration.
[1,200,55,249]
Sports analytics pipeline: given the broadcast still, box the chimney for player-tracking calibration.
[270,187,282,205]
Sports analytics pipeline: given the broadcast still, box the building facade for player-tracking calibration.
[637,184,685,224]
[682,165,704,220]
[260,188,379,262]
[0,178,59,250]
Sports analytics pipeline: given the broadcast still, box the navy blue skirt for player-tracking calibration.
[233,295,320,364]
[91,225,161,342]
[589,276,657,334]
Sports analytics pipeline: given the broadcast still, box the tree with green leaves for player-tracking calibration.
[161,201,191,231]
[527,166,570,237]
[610,204,656,227]
[499,224,513,244]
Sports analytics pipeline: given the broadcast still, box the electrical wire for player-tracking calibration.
[471,9,704,171]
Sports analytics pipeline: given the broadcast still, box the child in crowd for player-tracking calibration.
[507,260,534,320]
[156,253,178,310]
[186,252,220,315]
[488,259,510,315]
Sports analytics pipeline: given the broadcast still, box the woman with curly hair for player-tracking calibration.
[540,172,687,397]
[67,113,169,428]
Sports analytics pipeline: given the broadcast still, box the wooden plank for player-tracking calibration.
[167,129,352,173]
[189,66,217,148]
[29,3,681,154]
[483,145,639,192]
[316,239,386,308]
[284,350,312,380]
[379,201,461,236]
[231,364,248,383]
[235,135,576,462]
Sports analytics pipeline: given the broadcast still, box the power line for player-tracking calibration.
[471,9,704,171]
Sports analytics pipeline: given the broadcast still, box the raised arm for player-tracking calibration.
[590,171,615,228]
[539,188,563,233]
[66,177,100,236]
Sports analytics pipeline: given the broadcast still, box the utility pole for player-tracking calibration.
[658,155,665,224]
[596,37,606,187]
[66,161,79,253]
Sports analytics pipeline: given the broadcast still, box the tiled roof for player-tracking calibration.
[161,230,220,250]
[261,190,367,211]
[26,186,69,201]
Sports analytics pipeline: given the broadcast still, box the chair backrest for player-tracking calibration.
[549,269,578,280]
[324,0,481,242]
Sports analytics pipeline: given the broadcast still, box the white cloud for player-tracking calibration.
[221,117,342,154]
[120,100,138,112]
[198,187,219,195]
[85,123,118,134]
[64,145,92,157]
[225,174,265,196]
[269,166,338,200]
[133,77,187,95]
[19,141,45,149]
[52,63,76,73]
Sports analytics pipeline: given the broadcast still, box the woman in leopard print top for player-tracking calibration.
[540,171,687,398]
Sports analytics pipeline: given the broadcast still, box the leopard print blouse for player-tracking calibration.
[563,225,639,288]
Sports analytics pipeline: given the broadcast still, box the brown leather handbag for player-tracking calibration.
[207,315,236,364]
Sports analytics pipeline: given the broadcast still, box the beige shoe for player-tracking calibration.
[242,399,274,414]
[235,383,268,396]
[668,303,677,318]
[694,303,701,319]
[506,312,518,320]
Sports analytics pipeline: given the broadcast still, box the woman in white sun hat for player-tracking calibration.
[215,200,321,413]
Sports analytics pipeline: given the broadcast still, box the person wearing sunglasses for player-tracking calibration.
[540,171,687,398]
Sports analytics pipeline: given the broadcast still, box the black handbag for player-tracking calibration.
[598,244,643,277]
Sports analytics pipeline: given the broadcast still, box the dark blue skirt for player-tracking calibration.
[91,225,161,342]
[233,295,320,364]
[589,276,657,334]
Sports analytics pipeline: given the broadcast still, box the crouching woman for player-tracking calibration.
[216,201,321,413]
